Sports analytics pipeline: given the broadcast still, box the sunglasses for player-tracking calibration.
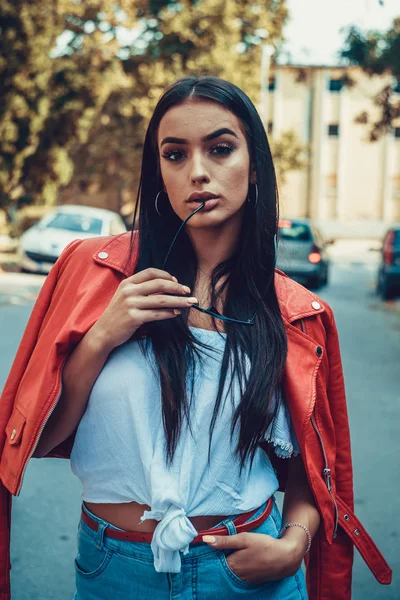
[162,202,277,325]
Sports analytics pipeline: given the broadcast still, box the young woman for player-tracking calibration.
[0,76,391,600]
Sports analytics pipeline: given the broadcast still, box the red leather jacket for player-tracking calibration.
[0,233,392,599]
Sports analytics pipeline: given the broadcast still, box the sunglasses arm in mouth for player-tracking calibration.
[161,202,276,325]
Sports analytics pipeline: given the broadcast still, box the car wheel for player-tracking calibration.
[320,267,329,287]
[307,276,321,290]
[377,274,395,301]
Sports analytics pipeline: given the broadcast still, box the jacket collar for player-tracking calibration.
[93,232,325,324]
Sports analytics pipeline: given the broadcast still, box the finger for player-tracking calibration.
[139,309,182,323]
[135,279,191,297]
[130,295,198,310]
[125,268,178,285]
[202,533,249,549]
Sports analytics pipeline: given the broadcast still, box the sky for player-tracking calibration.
[280,0,399,65]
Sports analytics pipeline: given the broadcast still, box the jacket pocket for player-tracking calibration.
[5,405,27,446]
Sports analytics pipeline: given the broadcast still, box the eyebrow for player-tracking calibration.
[160,127,239,147]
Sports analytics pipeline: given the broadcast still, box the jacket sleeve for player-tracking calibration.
[0,259,62,600]
[1,260,58,451]
[0,240,82,443]
[0,239,82,600]
[306,308,354,600]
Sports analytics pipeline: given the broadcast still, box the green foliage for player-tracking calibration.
[270,130,308,185]
[0,0,142,209]
[70,0,290,198]
[0,0,303,213]
[341,18,400,140]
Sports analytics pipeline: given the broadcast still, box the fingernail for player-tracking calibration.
[182,285,191,294]
[172,276,178,283]
[202,535,216,544]
[187,297,198,304]
[173,309,181,315]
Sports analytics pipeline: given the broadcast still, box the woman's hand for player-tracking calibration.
[203,532,305,584]
[91,268,197,353]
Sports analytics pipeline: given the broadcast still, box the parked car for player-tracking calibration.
[376,225,400,300]
[18,205,127,274]
[275,218,332,289]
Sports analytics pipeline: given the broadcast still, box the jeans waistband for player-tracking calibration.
[81,497,274,545]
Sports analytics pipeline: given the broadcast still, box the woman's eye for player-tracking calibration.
[210,143,235,156]
[162,150,185,162]
[162,143,235,163]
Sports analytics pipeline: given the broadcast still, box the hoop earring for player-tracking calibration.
[254,182,258,207]
[155,190,167,216]
[247,182,258,207]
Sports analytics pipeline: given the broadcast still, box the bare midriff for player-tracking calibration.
[85,500,229,533]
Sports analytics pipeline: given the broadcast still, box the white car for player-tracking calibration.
[18,205,127,274]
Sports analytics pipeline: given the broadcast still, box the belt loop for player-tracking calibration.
[95,521,107,549]
[219,517,237,536]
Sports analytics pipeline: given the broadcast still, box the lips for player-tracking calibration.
[186,191,220,203]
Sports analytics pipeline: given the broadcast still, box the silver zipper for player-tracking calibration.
[17,359,67,496]
[300,317,338,537]
[311,413,339,537]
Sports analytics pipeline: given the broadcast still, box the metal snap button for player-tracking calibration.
[354,529,360,536]
[344,514,349,521]
[98,252,109,259]
[316,346,323,357]
[10,429,17,441]
[312,301,321,310]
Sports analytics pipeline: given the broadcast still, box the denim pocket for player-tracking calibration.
[216,509,281,589]
[74,522,114,580]
[217,550,262,589]
[215,500,294,591]
[217,548,304,597]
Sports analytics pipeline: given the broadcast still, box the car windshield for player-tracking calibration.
[44,213,103,234]
[278,220,312,242]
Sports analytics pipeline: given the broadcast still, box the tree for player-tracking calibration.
[0,0,143,209]
[1,0,303,216]
[340,18,400,141]
[270,130,308,186]
[69,0,291,206]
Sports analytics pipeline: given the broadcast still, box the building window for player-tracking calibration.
[267,121,273,134]
[328,124,339,137]
[268,76,276,91]
[329,78,344,92]
[395,127,400,139]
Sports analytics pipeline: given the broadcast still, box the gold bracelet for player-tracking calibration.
[282,522,312,555]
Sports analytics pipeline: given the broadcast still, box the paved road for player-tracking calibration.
[1,251,399,600]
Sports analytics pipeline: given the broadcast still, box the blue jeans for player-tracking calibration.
[73,497,308,599]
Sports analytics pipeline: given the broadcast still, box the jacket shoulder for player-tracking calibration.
[57,232,134,275]
[274,269,334,324]
[59,233,124,259]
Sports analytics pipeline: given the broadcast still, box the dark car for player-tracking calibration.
[376,225,400,300]
[275,218,331,289]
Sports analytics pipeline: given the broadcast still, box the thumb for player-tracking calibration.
[202,533,247,549]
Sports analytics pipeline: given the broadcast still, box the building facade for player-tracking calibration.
[264,65,400,234]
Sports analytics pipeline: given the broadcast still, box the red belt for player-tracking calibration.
[81,497,273,544]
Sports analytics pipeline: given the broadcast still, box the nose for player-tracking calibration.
[190,152,210,184]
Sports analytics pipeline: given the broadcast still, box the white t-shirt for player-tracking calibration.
[70,327,298,573]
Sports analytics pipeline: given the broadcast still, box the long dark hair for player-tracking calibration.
[126,76,287,473]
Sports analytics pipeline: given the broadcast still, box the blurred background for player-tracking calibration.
[0,0,399,598]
